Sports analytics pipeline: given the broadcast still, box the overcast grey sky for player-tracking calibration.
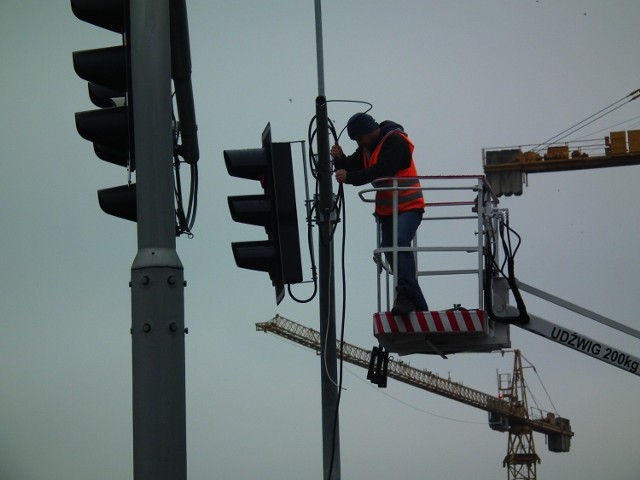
[2,1,640,479]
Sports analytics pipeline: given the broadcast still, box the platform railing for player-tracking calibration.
[358,175,499,313]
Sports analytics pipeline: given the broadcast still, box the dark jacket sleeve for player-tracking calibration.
[339,134,412,186]
[333,149,362,172]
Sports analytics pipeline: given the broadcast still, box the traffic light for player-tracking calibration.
[72,0,199,225]
[72,0,136,221]
[224,123,303,304]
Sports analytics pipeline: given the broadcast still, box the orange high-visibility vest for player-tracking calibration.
[364,130,425,216]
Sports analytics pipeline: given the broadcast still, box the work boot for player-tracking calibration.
[392,293,416,316]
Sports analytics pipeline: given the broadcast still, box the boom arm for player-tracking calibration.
[492,279,640,376]
[256,315,573,441]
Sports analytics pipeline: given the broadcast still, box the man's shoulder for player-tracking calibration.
[381,130,411,149]
[379,120,404,132]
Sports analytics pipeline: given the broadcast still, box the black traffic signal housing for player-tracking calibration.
[224,123,303,304]
[72,0,136,222]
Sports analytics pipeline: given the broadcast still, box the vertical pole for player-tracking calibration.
[314,0,326,97]
[316,97,341,480]
[129,2,187,480]
[314,1,341,479]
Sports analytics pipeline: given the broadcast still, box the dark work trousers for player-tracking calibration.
[379,210,429,311]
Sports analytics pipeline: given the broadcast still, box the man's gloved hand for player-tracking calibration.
[335,169,347,183]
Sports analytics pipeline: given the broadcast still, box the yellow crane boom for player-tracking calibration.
[256,315,573,443]
[483,129,640,196]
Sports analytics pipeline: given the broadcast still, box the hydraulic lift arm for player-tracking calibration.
[492,278,640,376]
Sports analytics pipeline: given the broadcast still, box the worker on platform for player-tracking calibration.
[331,113,429,314]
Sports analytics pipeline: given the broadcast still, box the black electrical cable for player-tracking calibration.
[306,99,372,177]
[325,99,373,142]
[326,182,347,480]
[171,101,198,238]
[287,115,335,303]
[173,128,189,235]
[499,218,528,323]
[187,163,198,232]
[287,198,319,303]
[297,103,381,477]
[307,108,350,480]
[323,99,376,480]
[483,213,528,325]
[174,148,197,237]
[323,100,382,479]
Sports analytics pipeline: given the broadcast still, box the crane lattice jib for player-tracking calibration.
[256,315,572,438]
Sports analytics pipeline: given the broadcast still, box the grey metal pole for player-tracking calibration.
[314,1,341,478]
[314,0,326,97]
[129,1,187,480]
[316,97,341,480]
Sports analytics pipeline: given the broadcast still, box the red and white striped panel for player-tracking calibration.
[374,310,485,335]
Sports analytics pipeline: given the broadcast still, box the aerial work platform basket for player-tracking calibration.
[359,175,511,356]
